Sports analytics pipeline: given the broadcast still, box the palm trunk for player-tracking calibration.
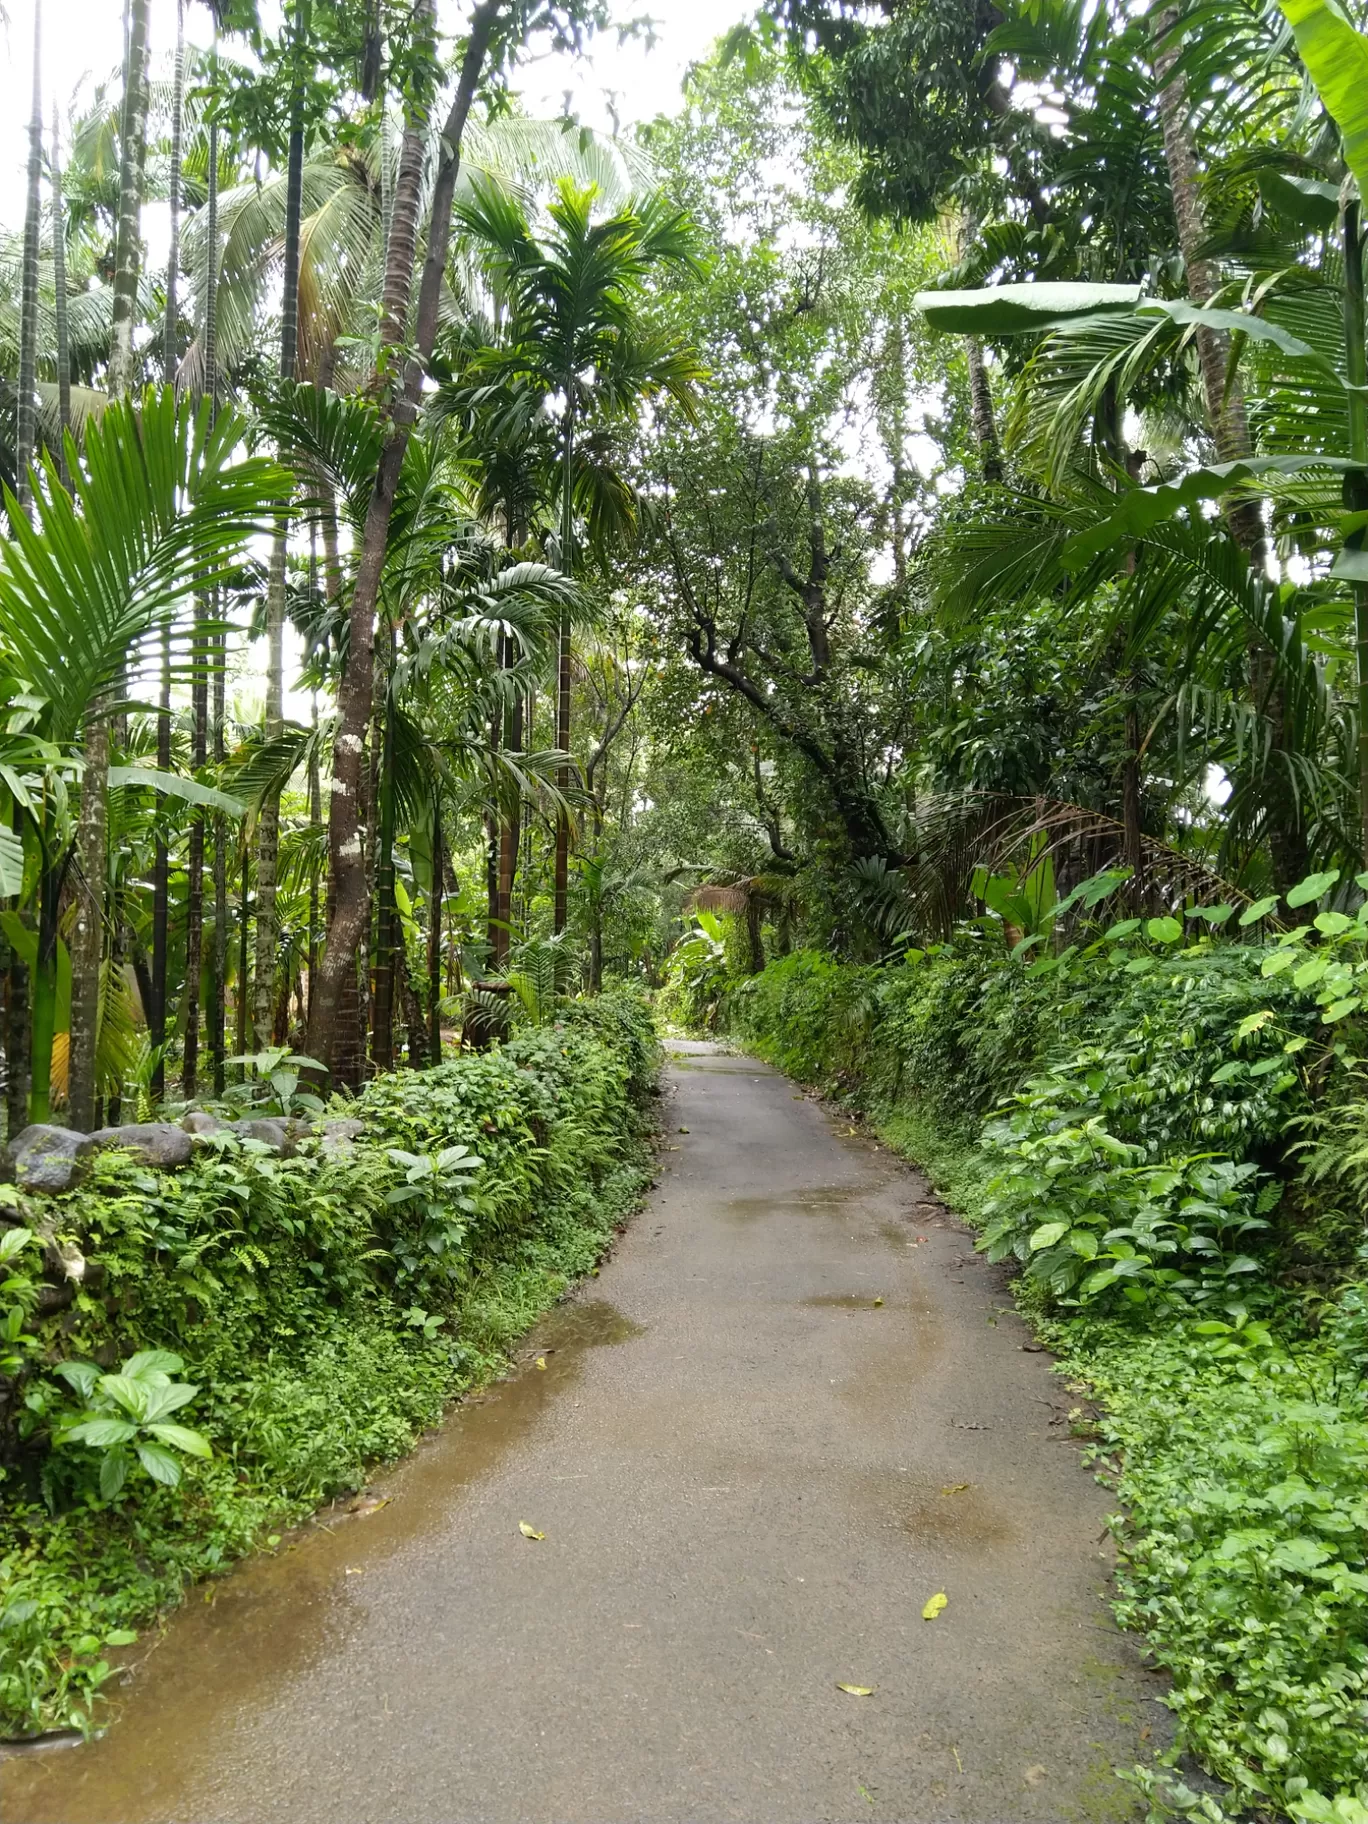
[964,336,1003,484]
[1153,12,1309,887]
[73,0,149,1126]
[307,689,321,1021]
[109,0,150,399]
[427,794,443,1065]
[28,858,64,1127]
[553,406,574,935]
[67,718,106,1131]
[51,106,72,491]
[253,3,308,1049]
[15,2,41,515]
[153,0,183,1099]
[1341,198,1368,861]
[371,644,397,1071]
[150,625,170,1096]
[5,806,29,1136]
[211,638,227,1095]
[182,643,207,1097]
[163,1,184,384]
[309,0,502,1086]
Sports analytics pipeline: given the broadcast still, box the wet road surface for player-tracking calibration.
[4,1043,1161,1822]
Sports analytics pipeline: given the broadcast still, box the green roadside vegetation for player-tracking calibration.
[0,991,659,1740]
[687,903,1368,1824]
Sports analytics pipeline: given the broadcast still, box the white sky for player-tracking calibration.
[0,0,749,209]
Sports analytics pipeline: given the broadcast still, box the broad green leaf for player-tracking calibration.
[134,1441,185,1487]
[0,823,22,900]
[1239,896,1281,927]
[63,1417,137,1448]
[1286,869,1340,908]
[146,1422,213,1458]
[141,1381,199,1424]
[0,1227,32,1265]
[52,1358,99,1399]
[914,281,1144,336]
[1029,1220,1070,1250]
[1256,169,1342,229]
[1146,916,1183,944]
[122,1349,184,1380]
[100,1448,127,1501]
[108,767,246,816]
[1276,0,1368,204]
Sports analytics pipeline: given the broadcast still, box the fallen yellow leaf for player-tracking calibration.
[940,1483,970,1496]
[873,1296,884,1307]
[518,1521,545,1540]
[535,1357,546,1371]
[836,1683,876,1696]
[922,1592,948,1620]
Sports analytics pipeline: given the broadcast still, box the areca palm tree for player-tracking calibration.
[0,388,282,1126]
[452,177,705,932]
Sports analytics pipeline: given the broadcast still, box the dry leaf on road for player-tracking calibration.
[922,1592,948,1620]
[518,1521,545,1540]
[836,1683,876,1696]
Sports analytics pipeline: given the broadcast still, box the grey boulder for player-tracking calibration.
[182,1109,231,1139]
[3,1124,87,1193]
[316,1117,367,1159]
[79,1123,195,1171]
[229,1117,305,1156]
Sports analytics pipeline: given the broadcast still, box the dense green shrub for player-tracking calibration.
[0,990,659,1738]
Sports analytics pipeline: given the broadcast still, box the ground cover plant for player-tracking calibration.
[727,886,1368,1824]
[0,989,659,1739]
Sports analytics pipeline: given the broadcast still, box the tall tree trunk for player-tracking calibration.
[553,405,575,935]
[67,719,106,1132]
[964,336,1003,485]
[371,640,397,1071]
[28,860,64,1127]
[51,105,72,491]
[203,63,226,1098]
[150,624,170,1096]
[15,1,41,515]
[5,808,29,1136]
[108,0,150,398]
[253,0,308,1049]
[1341,198,1368,862]
[72,0,149,1129]
[211,637,227,1095]
[163,1,184,384]
[156,0,184,1091]
[427,794,443,1066]
[307,689,321,1021]
[182,639,207,1097]
[1153,14,1309,888]
[308,0,503,1086]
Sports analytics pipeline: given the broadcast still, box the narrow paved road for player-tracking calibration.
[5,1044,1160,1824]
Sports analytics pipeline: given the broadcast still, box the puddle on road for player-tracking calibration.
[853,1470,1015,1550]
[802,1292,894,1311]
[0,1297,644,1824]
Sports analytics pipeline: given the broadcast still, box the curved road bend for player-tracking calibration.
[4,1040,1161,1824]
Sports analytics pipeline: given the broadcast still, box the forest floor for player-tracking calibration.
[4,1042,1163,1824]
